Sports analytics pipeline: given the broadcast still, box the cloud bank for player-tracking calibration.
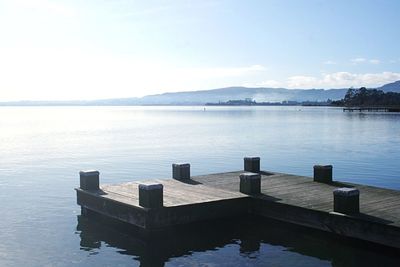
[258,71,400,89]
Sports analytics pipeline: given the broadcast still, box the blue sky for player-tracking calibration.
[0,0,399,100]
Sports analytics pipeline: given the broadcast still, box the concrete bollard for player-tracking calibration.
[333,187,360,214]
[139,182,163,208]
[172,163,190,180]
[313,165,333,183]
[79,170,100,190]
[240,172,261,195]
[244,157,260,172]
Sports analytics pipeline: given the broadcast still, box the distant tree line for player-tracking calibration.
[331,87,400,107]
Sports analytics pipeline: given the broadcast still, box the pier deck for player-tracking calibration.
[99,178,246,207]
[194,171,400,226]
[343,107,400,112]
[76,167,400,249]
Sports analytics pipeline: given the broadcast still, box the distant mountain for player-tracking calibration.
[134,87,348,105]
[1,81,399,106]
[121,80,400,105]
[377,80,400,93]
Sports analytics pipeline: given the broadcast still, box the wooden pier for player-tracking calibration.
[343,107,400,112]
[76,158,400,249]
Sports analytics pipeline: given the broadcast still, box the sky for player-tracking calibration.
[0,0,400,101]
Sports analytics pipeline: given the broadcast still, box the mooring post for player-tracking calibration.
[239,172,261,195]
[79,170,100,190]
[333,187,360,214]
[172,163,190,180]
[313,165,333,183]
[244,157,260,173]
[138,182,163,208]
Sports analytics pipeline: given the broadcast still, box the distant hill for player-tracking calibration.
[133,87,348,105]
[377,80,400,93]
[121,80,400,105]
[331,87,400,107]
[1,81,399,106]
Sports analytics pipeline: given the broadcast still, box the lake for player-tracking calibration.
[0,106,399,266]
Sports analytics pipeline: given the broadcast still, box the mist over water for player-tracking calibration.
[1,106,399,266]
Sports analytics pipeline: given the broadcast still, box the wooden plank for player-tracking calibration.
[76,169,400,249]
[101,178,246,207]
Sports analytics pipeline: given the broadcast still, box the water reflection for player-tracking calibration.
[76,213,399,267]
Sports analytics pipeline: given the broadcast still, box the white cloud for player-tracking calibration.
[257,80,283,87]
[286,71,400,89]
[243,80,283,88]
[369,59,380,64]
[287,76,318,88]
[172,65,267,80]
[350,57,381,65]
[351,57,367,64]
[323,60,337,65]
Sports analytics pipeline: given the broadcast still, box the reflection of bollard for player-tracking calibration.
[313,165,333,183]
[172,163,190,180]
[244,157,260,173]
[139,182,163,208]
[240,238,261,255]
[79,170,100,190]
[333,188,360,214]
[240,173,261,195]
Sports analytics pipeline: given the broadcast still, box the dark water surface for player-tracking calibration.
[1,106,399,266]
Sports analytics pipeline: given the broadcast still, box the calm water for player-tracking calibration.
[0,106,399,266]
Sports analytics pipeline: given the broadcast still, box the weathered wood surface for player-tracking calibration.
[76,169,400,248]
[100,179,247,207]
[190,171,400,248]
[193,171,400,227]
[76,178,249,230]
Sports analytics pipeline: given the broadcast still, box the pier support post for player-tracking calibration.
[333,188,360,214]
[244,157,260,173]
[79,170,99,190]
[313,165,332,183]
[240,172,261,195]
[172,163,190,180]
[139,182,163,209]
